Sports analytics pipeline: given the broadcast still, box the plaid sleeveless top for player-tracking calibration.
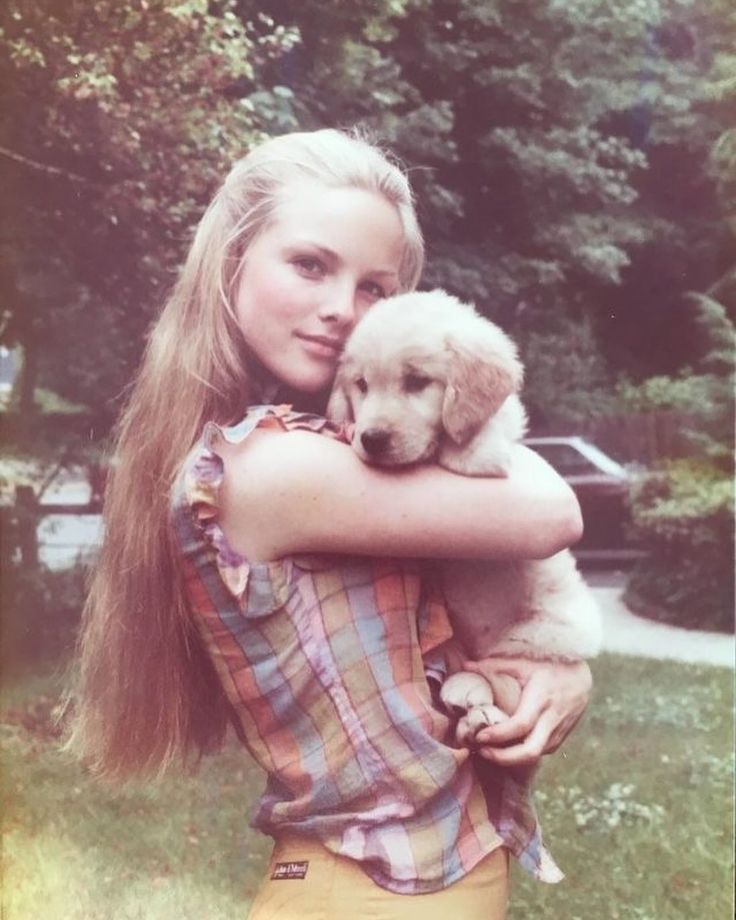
[172,405,562,893]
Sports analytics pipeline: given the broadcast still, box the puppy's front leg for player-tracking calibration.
[438,442,511,477]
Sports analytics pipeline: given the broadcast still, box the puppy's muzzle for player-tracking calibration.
[360,428,392,458]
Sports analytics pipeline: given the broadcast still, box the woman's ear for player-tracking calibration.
[441,326,524,446]
[326,372,353,424]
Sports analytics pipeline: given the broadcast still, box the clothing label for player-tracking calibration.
[271,860,309,880]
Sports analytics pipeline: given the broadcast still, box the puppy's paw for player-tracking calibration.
[440,672,508,745]
[440,671,495,713]
[438,446,510,477]
[456,703,508,746]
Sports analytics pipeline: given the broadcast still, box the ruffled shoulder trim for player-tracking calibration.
[177,404,347,614]
[205,403,346,449]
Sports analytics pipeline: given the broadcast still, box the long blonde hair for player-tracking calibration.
[67,128,424,779]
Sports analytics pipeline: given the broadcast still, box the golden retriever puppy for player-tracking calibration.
[328,290,601,744]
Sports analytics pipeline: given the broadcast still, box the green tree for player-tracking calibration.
[2,0,734,430]
[617,4,735,630]
[0,0,294,420]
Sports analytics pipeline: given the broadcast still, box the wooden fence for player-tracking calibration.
[1,485,102,569]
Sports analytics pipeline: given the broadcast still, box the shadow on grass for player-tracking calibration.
[2,673,271,919]
[0,562,272,917]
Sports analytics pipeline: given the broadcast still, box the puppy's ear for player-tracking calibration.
[441,326,523,445]
[326,371,354,424]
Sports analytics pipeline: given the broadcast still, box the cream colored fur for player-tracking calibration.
[328,290,602,744]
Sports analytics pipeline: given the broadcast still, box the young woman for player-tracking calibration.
[68,128,592,919]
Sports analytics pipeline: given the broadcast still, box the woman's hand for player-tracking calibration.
[464,657,592,767]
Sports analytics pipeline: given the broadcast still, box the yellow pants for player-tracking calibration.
[246,833,509,920]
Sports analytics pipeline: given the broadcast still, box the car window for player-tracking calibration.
[528,443,601,475]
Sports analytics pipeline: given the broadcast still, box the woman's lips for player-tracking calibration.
[296,333,343,358]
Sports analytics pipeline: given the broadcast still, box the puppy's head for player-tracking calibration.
[328,328,447,466]
[327,291,523,466]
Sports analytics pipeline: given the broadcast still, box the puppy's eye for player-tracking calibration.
[355,377,368,394]
[403,372,432,393]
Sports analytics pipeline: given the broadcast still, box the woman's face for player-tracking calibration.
[235,181,406,394]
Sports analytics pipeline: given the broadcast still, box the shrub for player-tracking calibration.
[0,562,87,678]
[622,295,734,632]
[625,459,734,631]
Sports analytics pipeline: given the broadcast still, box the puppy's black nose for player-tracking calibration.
[361,428,391,456]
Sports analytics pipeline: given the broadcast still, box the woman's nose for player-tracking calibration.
[318,283,356,326]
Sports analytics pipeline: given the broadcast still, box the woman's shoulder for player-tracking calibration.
[176,403,352,562]
[178,403,346,506]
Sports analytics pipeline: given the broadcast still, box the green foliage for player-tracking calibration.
[0,0,291,418]
[617,374,716,413]
[0,563,88,678]
[1,0,734,434]
[623,296,734,631]
[625,458,733,631]
[383,0,664,303]
[518,311,615,426]
[30,389,89,415]
[618,294,734,460]
[698,0,736,234]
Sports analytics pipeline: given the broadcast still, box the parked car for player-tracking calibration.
[523,435,640,564]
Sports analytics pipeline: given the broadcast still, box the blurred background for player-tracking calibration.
[0,1,733,918]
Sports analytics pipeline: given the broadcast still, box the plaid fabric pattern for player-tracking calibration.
[172,405,562,892]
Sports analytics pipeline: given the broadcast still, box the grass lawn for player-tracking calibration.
[1,655,733,919]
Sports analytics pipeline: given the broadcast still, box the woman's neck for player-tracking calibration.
[246,353,329,415]
[274,385,330,415]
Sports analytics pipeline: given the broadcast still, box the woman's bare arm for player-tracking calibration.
[218,428,583,562]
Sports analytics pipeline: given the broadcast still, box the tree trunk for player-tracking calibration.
[17,337,38,415]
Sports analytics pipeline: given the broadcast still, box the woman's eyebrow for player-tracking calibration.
[288,241,335,258]
[289,241,398,278]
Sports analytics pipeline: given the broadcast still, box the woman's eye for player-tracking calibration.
[355,377,368,394]
[403,372,432,393]
[360,280,386,299]
[294,257,324,277]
